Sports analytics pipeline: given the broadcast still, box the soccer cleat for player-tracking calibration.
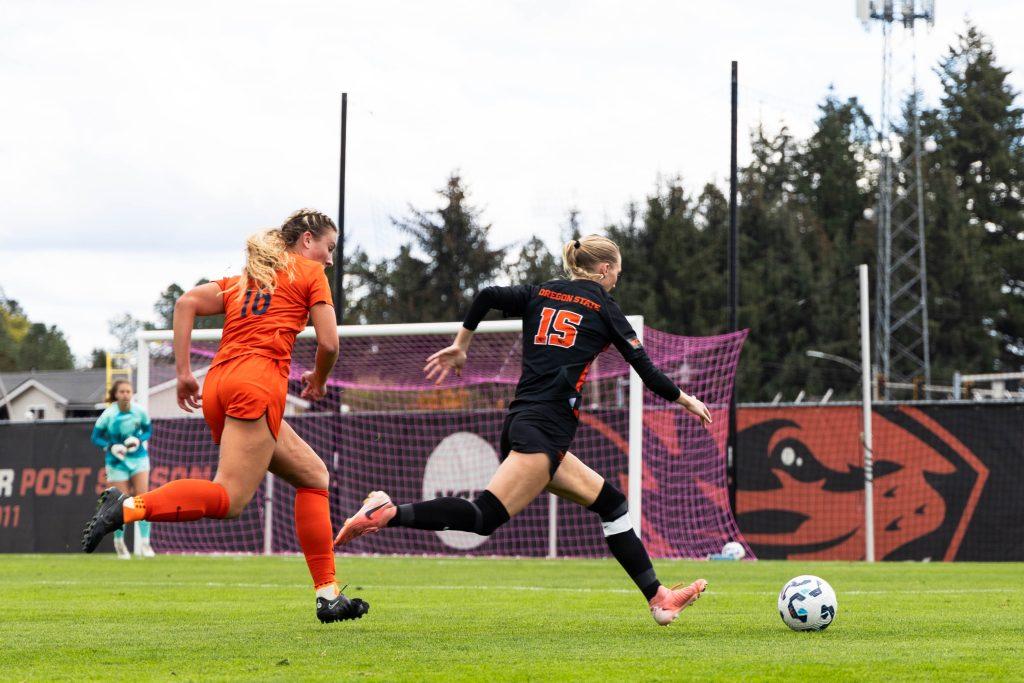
[333,491,396,546]
[82,487,127,553]
[649,578,708,626]
[113,536,131,560]
[316,594,370,623]
[139,538,156,558]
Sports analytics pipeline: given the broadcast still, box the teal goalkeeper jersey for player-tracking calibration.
[91,403,152,458]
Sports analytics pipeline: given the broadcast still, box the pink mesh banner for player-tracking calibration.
[146,327,750,558]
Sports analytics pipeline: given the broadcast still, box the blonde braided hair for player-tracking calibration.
[562,234,620,281]
[229,209,337,296]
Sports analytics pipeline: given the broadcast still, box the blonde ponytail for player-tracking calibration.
[237,229,292,294]
[226,208,337,298]
[562,234,621,281]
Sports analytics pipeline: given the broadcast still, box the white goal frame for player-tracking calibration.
[136,316,646,556]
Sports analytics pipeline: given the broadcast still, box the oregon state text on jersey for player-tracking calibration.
[463,279,680,413]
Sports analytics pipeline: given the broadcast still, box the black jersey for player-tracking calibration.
[462,279,681,412]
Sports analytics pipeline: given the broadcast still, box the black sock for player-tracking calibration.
[587,481,661,601]
[387,497,479,531]
[605,530,661,601]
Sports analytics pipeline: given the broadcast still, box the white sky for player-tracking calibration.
[1,0,1022,362]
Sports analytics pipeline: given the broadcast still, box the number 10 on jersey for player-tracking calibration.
[534,307,582,348]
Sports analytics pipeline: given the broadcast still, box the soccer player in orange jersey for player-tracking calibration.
[82,209,368,623]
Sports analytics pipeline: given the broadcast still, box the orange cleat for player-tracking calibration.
[333,491,396,546]
[649,578,708,626]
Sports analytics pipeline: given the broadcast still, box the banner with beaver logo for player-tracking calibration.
[735,403,1024,561]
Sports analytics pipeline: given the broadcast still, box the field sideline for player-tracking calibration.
[0,555,1021,681]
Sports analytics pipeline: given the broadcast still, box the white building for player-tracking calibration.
[0,369,107,422]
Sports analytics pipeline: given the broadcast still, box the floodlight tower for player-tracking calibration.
[858,0,935,399]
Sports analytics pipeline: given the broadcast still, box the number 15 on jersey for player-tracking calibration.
[534,307,582,348]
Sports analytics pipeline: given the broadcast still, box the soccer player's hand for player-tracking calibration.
[124,436,141,453]
[177,373,202,413]
[110,444,128,461]
[678,392,712,427]
[424,344,467,385]
[300,371,327,401]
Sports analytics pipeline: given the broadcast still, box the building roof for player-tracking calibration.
[0,369,111,408]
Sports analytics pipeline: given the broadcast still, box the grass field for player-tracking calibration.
[0,555,1021,681]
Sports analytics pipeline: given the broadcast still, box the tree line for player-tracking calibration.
[6,23,1020,403]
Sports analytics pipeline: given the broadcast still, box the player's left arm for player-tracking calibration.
[137,409,152,443]
[604,301,711,426]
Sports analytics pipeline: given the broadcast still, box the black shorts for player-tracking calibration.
[499,402,578,478]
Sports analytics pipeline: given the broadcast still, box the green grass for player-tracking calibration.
[0,555,1021,681]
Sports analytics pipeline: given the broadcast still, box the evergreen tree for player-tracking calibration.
[392,174,505,322]
[510,236,562,285]
[88,348,107,369]
[933,22,1024,369]
[17,323,74,370]
[791,93,875,398]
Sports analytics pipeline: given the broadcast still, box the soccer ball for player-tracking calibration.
[778,575,837,631]
[721,541,746,560]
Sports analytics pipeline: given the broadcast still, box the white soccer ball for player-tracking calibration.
[722,541,746,560]
[778,575,837,631]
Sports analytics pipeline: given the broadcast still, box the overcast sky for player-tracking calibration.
[2,0,1022,362]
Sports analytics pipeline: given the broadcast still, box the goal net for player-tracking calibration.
[137,319,750,559]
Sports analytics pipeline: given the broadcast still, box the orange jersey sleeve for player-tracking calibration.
[210,255,334,367]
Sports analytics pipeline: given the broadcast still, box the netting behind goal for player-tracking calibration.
[143,322,750,559]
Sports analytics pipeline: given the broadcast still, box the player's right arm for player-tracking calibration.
[424,285,537,385]
[173,282,225,412]
[90,411,111,450]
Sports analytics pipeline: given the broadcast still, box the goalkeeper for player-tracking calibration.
[91,379,155,558]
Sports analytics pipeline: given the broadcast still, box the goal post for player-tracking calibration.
[135,317,748,559]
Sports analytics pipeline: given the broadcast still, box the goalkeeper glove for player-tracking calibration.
[124,436,141,453]
[110,444,128,461]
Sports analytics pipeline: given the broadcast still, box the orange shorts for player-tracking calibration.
[202,354,289,444]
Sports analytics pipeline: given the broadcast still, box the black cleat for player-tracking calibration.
[82,487,127,553]
[316,594,369,623]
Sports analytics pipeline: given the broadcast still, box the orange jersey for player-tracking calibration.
[211,254,333,368]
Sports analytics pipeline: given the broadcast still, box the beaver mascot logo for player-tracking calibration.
[736,406,988,560]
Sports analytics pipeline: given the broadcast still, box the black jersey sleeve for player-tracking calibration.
[463,285,537,330]
[604,299,682,402]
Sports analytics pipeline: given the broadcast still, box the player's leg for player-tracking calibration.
[106,476,132,559]
[548,452,707,625]
[335,451,551,545]
[129,468,155,557]
[268,420,368,622]
[83,417,273,552]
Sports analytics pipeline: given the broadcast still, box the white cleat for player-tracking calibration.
[113,536,131,560]
[139,538,156,558]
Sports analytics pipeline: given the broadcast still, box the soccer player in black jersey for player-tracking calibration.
[336,235,712,625]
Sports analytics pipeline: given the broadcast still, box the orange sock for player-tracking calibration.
[295,488,336,590]
[124,479,230,523]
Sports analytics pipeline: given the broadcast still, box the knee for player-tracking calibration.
[473,490,510,536]
[307,458,329,490]
[587,482,632,536]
